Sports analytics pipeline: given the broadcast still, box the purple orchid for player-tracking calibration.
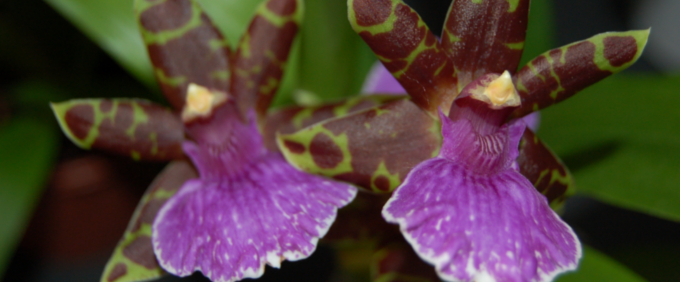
[50,0,356,281]
[275,0,649,281]
[382,72,580,282]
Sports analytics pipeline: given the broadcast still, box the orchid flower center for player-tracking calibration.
[469,70,520,109]
[181,83,228,122]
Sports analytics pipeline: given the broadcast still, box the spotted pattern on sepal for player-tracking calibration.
[51,99,184,161]
[516,129,575,209]
[263,95,406,150]
[442,0,529,85]
[278,99,441,193]
[136,0,232,110]
[232,0,303,118]
[348,0,458,114]
[101,160,197,282]
[510,29,650,118]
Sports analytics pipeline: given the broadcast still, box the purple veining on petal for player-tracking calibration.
[154,111,357,282]
[383,115,581,282]
[521,112,540,132]
[361,62,407,94]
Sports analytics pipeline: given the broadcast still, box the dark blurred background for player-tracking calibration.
[1,0,679,281]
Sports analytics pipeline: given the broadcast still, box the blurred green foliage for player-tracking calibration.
[540,74,680,222]
[556,246,647,282]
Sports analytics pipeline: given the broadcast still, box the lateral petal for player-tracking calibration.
[101,160,197,282]
[51,99,185,161]
[232,0,303,117]
[511,29,650,118]
[278,99,441,193]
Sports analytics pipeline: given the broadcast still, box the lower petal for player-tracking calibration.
[382,158,581,282]
[152,153,357,282]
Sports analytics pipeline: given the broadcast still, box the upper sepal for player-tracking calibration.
[441,0,530,83]
[232,0,304,118]
[50,99,185,161]
[136,0,232,109]
[348,0,458,114]
[101,160,197,282]
[511,29,650,118]
[278,98,441,193]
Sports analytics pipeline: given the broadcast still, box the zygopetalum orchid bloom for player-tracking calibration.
[275,0,649,281]
[50,0,357,281]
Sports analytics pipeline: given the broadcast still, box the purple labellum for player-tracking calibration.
[153,92,357,281]
[383,74,581,282]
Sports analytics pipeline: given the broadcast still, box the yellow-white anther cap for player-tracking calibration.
[472,70,521,109]
[181,83,228,122]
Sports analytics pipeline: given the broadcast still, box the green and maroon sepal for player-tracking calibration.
[278,98,442,193]
[263,95,406,150]
[231,0,304,118]
[136,0,233,110]
[101,160,197,282]
[511,29,650,118]
[50,99,185,161]
[348,0,458,114]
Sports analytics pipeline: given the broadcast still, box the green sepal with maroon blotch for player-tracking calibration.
[516,128,575,210]
[278,98,442,193]
[441,0,530,85]
[263,95,406,150]
[100,160,197,282]
[347,0,458,115]
[135,0,232,110]
[50,99,185,161]
[232,0,303,118]
[510,29,650,119]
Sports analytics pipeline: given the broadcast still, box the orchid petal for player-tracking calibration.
[101,160,197,282]
[517,128,575,210]
[51,99,185,161]
[263,95,405,150]
[383,117,581,282]
[152,153,356,282]
[348,0,458,114]
[511,29,650,119]
[232,0,303,117]
[441,0,530,84]
[135,0,231,109]
[278,99,441,193]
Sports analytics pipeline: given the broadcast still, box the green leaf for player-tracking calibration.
[44,0,154,87]
[299,0,376,102]
[539,74,680,221]
[556,247,646,282]
[0,118,58,278]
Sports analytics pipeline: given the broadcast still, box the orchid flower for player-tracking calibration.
[276,0,649,281]
[50,0,357,281]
